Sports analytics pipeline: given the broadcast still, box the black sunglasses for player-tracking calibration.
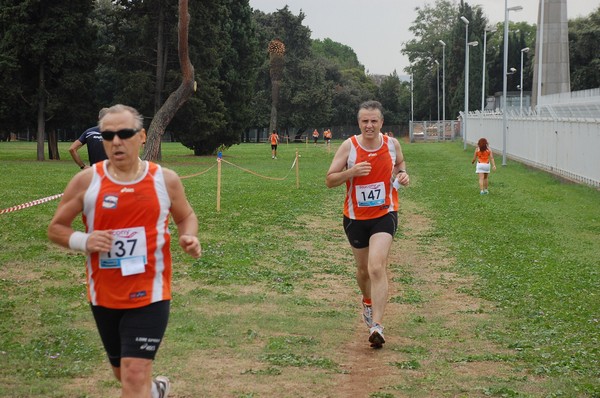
[100,128,140,141]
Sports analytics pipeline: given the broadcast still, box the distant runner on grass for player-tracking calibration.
[270,130,279,159]
[325,100,409,348]
[312,128,319,145]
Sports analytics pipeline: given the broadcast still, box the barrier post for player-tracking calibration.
[216,152,222,212]
[305,136,308,148]
[295,150,300,189]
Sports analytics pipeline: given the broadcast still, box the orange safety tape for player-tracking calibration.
[220,158,292,181]
[0,193,64,215]
[180,163,216,179]
[0,165,216,215]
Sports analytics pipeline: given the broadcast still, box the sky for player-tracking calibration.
[248,0,598,76]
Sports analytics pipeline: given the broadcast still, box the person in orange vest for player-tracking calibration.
[269,130,279,159]
[48,104,201,398]
[312,129,319,145]
[326,100,409,349]
[324,129,332,146]
[471,137,496,194]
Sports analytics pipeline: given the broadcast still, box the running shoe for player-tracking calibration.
[362,302,373,328]
[154,376,171,398]
[369,323,385,348]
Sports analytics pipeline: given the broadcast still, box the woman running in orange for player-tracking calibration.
[471,137,496,194]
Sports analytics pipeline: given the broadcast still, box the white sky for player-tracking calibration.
[249,0,599,75]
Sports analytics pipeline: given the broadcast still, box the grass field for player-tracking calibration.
[0,140,598,397]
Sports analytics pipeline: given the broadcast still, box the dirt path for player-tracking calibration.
[333,204,528,397]
[62,203,539,397]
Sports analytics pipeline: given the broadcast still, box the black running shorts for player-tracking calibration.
[343,212,398,249]
[91,300,170,367]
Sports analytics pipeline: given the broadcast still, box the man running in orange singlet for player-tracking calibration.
[312,129,319,145]
[48,104,201,398]
[270,130,279,159]
[326,100,409,348]
[324,129,332,147]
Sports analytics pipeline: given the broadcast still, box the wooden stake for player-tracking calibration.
[295,150,300,189]
[216,158,222,212]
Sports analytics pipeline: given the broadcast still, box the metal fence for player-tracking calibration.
[463,110,600,188]
[408,120,460,142]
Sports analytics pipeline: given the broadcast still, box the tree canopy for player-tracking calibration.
[0,0,598,157]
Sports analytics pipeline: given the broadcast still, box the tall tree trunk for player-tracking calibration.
[36,64,46,161]
[154,4,166,113]
[47,129,60,160]
[269,79,280,134]
[143,0,194,162]
[267,39,285,135]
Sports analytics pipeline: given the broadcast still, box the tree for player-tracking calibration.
[378,72,405,125]
[251,7,335,136]
[268,39,285,134]
[402,0,460,120]
[172,0,259,155]
[143,0,194,161]
[330,68,377,126]
[311,38,363,71]
[0,0,97,159]
[569,6,600,91]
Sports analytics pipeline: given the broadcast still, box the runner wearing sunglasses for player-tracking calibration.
[48,104,201,398]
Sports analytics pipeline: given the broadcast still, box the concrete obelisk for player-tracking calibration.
[532,0,571,108]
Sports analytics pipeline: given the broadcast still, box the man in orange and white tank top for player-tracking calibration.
[269,130,279,159]
[48,104,201,398]
[326,100,409,349]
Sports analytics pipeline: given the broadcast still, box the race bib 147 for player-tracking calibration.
[355,182,386,207]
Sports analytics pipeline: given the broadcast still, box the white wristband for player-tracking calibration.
[69,231,90,252]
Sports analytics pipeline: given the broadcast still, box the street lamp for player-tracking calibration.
[481,26,496,112]
[434,60,440,121]
[461,16,469,149]
[464,40,479,149]
[439,40,446,124]
[502,2,523,165]
[410,72,413,123]
[520,47,530,114]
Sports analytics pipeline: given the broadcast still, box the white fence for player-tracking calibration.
[465,111,600,188]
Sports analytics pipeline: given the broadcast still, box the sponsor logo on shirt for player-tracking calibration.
[129,290,147,299]
[102,195,118,209]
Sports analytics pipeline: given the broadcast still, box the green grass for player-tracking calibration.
[403,142,599,382]
[0,140,599,397]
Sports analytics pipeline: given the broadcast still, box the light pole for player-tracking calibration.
[439,40,446,124]
[461,16,469,149]
[520,47,530,114]
[464,40,479,149]
[481,26,496,112]
[410,72,413,123]
[434,60,440,121]
[502,2,523,165]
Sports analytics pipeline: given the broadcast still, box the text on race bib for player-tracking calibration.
[99,227,148,276]
[355,182,386,207]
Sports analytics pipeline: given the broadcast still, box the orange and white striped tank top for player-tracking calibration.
[344,134,398,220]
[82,160,172,309]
